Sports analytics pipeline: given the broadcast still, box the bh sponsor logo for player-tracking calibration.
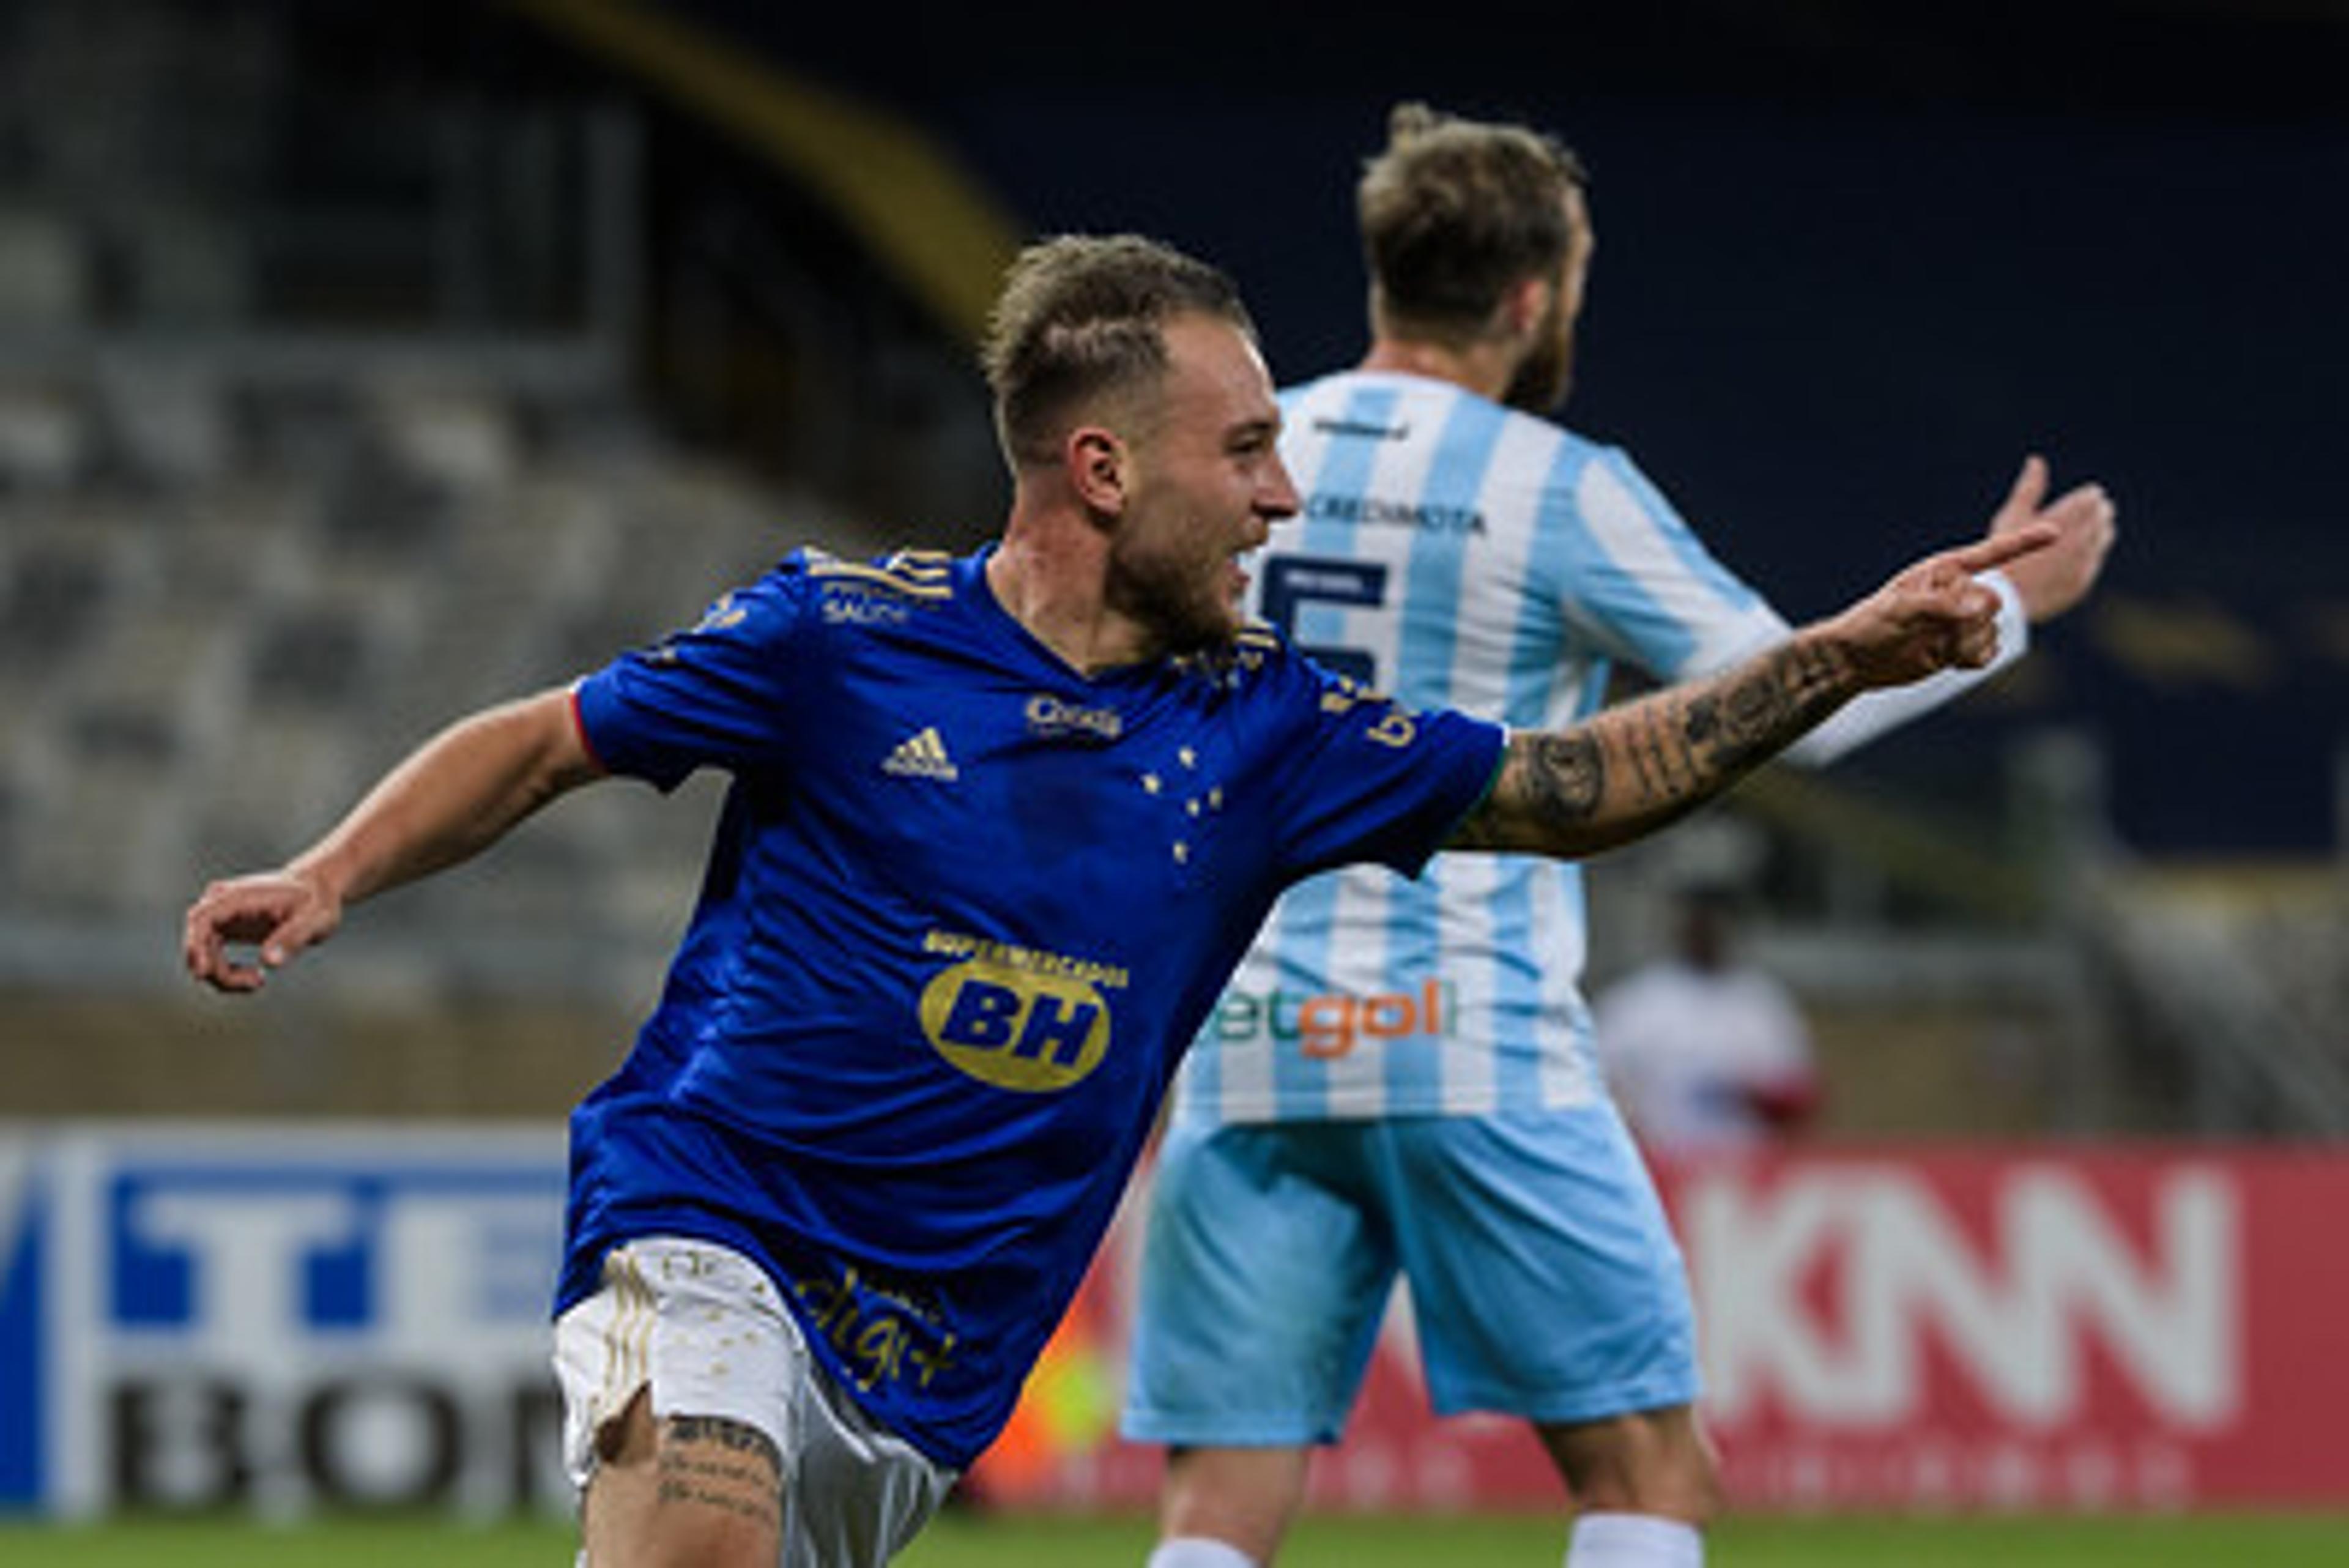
[920,931,1128,1092]
[1214,980,1454,1061]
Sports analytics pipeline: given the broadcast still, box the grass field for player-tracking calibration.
[6,1511,2349,1566]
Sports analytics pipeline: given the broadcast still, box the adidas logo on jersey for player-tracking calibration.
[882,727,959,781]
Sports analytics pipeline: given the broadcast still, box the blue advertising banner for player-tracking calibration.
[0,1124,569,1519]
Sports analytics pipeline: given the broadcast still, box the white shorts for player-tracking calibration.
[554,1235,957,1567]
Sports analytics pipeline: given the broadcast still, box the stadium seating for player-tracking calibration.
[0,357,868,959]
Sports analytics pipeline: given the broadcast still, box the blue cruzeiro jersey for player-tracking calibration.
[1176,370,1790,1125]
[559,544,1503,1468]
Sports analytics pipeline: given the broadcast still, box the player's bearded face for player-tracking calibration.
[1506,196,1593,416]
[1108,319,1297,654]
[1112,455,1285,653]
[1504,278,1578,414]
[1111,508,1247,653]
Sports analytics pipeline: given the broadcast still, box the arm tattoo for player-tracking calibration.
[1518,730,1604,825]
[1457,634,1852,856]
[1681,637,1842,773]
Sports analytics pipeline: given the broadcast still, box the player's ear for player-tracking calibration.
[1066,425,1130,518]
[1501,273,1553,339]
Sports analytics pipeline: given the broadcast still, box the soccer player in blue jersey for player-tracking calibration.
[1121,108,2115,1568]
[183,231,2048,1568]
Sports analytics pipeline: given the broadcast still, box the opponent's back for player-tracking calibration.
[1177,370,1780,1124]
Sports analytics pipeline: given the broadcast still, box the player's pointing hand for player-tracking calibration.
[1826,522,2058,689]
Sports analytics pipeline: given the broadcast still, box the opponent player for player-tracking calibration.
[1121,106,2115,1568]
[183,232,2047,1568]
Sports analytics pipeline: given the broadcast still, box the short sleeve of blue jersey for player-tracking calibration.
[1255,643,1505,884]
[572,555,814,790]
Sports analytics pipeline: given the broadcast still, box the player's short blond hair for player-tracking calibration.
[981,233,1255,467]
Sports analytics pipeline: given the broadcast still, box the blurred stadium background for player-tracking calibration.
[1,0,2345,1555]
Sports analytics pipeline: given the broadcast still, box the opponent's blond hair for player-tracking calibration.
[1358,103,1588,343]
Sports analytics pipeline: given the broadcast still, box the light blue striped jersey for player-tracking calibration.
[1175,370,1790,1123]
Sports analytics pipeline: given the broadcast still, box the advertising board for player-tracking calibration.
[5,1129,2345,1516]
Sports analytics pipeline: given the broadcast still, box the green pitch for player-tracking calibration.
[6,1510,2349,1565]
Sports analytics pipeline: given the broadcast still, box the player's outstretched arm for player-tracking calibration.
[1449,527,2055,860]
[182,688,602,993]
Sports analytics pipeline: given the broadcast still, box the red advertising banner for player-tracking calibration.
[968,1145,2349,1512]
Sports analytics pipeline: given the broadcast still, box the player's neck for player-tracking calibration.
[987,520,1154,679]
[1359,335,1518,403]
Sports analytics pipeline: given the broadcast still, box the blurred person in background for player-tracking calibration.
[1594,880,1822,1154]
[1119,103,2114,1568]
[179,231,2043,1568]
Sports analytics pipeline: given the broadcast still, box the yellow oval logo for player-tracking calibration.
[919,958,1113,1092]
